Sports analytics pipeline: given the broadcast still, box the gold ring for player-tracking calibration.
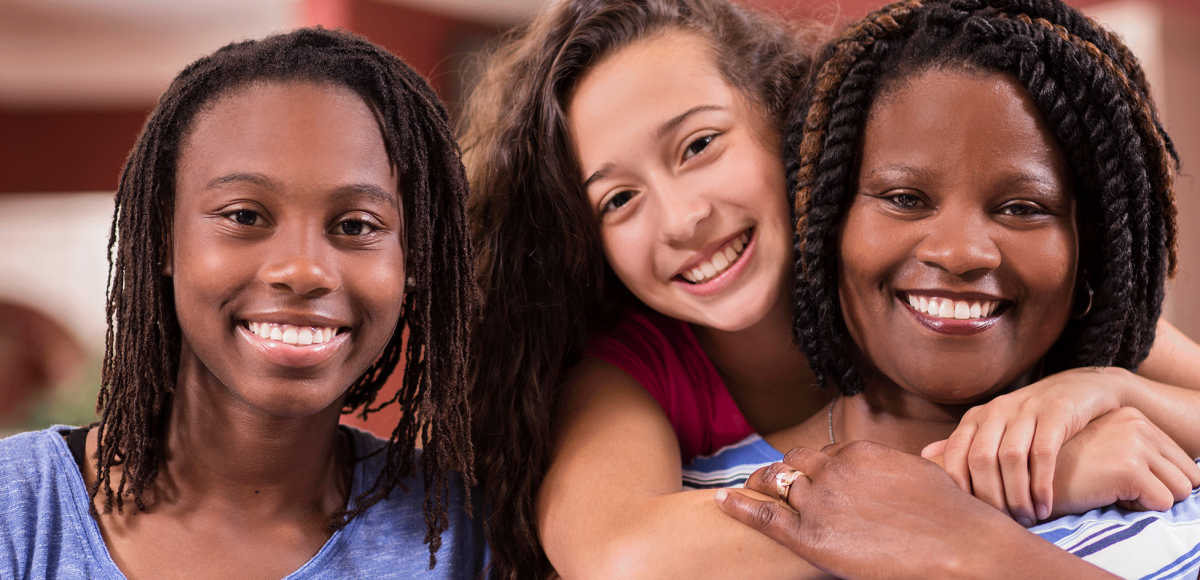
[774,469,804,502]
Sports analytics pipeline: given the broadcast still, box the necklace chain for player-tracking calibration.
[827,398,836,445]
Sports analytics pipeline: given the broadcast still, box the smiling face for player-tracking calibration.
[170,80,405,417]
[839,68,1078,404]
[568,31,792,332]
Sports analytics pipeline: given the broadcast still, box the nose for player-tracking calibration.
[259,227,339,297]
[655,180,713,244]
[914,210,1001,276]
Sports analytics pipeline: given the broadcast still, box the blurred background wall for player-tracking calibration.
[1,0,1196,437]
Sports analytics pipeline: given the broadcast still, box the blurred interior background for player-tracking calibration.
[1,0,1197,438]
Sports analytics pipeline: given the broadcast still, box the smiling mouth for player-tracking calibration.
[679,230,752,285]
[902,293,1006,320]
[245,321,343,346]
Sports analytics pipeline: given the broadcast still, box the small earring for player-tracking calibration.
[405,276,417,290]
[1072,282,1093,319]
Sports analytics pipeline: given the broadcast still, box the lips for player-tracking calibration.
[902,293,1003,320]
[899,292,1007,335]
[238,317,350,368]
[679,231,751,284]
[246,321,339,346]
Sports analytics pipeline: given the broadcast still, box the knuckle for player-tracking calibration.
[968,448,996,469]
[750,503,782,529]
[1029,445,1057,461]
[998,445,1026,466]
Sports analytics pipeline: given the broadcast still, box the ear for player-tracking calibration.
[161,229,174,277]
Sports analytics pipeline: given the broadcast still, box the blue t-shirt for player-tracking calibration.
[0,425,486,579]
[683,434,1200,580]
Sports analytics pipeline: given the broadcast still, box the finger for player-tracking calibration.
[1148,452,1196,506]
[941,421,978,494]
[1028,418,1068,522]
[783,445,834,474]
[1127,468,1174,513]
[743,460,813,510]
[714,489,808,556]
[922,439,947,460]
[997,417,1037,526]
[1156,437,1200,492]
[966,418,1009,516]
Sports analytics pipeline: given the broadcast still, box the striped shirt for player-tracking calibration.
[683,434,1200,579]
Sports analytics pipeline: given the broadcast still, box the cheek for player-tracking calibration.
[600,223,657,290]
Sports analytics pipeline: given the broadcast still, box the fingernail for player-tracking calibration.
[1016,517,1034,528]
[1036,504,1049,520]
[715,489,728,502]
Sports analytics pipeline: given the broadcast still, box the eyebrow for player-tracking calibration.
[581,104,725,190]
[207,173,396,204]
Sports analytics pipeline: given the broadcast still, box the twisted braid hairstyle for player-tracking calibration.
[458,0,818,577]
[789,0,1179,397]
[96,27,478,566]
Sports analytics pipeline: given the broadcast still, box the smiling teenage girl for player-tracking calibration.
[0,29,482,579]
[710,0,1200,577]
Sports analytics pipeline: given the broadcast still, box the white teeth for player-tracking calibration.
[905,295,1001,321]
[681,230,752,285]
[247,322,339,347]
[711,252,730,271]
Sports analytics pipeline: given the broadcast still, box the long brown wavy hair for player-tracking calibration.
[458,1,819,577]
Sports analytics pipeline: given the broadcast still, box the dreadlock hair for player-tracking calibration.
[789,0,1178,397]
[96,27,479,566]
[457,0,818,577]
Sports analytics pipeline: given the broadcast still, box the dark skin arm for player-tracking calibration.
[716,442,1123,580]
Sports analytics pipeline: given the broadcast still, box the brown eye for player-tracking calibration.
[685,134,716,159]
[231,210,259,226]
[340,221,365,235]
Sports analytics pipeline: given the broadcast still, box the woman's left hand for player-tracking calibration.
[921,366,1134,526]
[715,441,1122,580]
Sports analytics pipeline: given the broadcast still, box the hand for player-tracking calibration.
[714,441,1044,580]
[921,367,1133,526]
[1048,406,1200,517]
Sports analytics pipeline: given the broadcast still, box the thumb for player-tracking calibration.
[922,439,948,459]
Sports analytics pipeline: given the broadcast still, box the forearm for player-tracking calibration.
[541,487,825,580]
[1112,368,1200,458]
[946,517,1122,580]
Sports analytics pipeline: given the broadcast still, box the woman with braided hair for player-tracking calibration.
[707,0,1200,577]
[0,28,484,578]
[462,0,1200,578]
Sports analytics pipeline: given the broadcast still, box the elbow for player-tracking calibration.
[548,533,669,580]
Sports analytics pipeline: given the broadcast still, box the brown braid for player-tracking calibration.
[793,0,923,239]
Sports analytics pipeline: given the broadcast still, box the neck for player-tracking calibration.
[691,296,827,433]
[151,356,352,518]
[833,363,1039,455]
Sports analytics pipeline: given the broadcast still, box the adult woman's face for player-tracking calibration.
[838,69,1078,403]
[569,31,793,332]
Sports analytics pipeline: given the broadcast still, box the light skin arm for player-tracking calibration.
[538,356,829,580]
[717,442,1125,580]
[926,319,1200,524]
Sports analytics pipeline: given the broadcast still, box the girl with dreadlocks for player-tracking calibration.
[0,28,483,578]
[706,0,1200,577]
[463,0,1200,578]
